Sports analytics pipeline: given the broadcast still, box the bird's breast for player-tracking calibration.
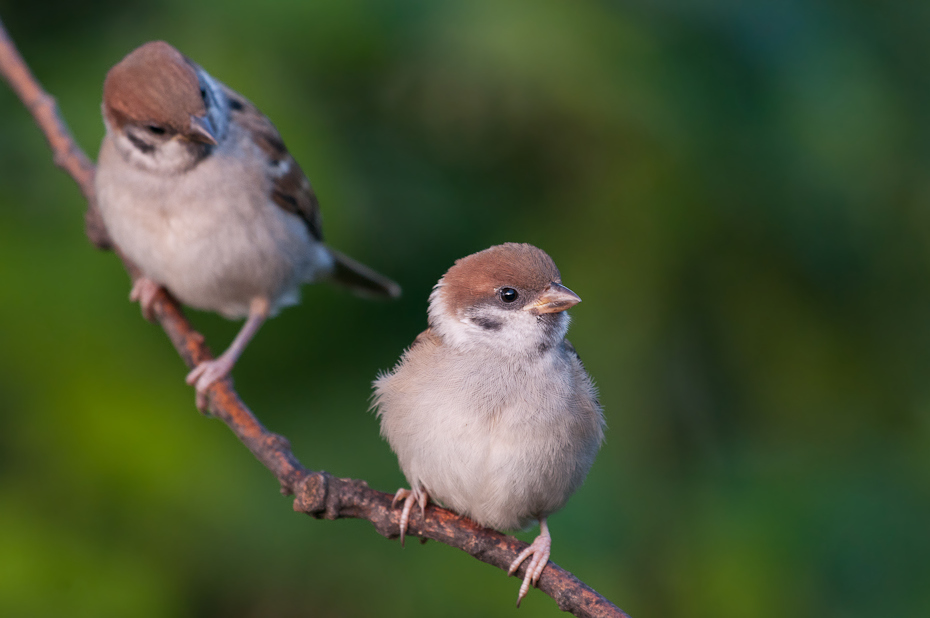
[95,138,318,318]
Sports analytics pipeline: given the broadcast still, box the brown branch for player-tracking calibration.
[0,20,110,249]
[0,18,628,618]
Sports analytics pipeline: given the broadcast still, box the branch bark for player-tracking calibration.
[0,18,629,618]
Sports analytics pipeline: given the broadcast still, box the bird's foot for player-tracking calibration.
[183,298,269,411]
[185,356,235,411]
[508,520,552,607]
[391,486,429,546]
[129,277,163,322]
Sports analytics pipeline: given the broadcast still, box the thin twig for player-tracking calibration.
[0,18,628,618]
[0,20,109,248]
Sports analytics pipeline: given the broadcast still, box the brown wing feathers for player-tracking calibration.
[224,88,324,242]
[224,87,398,299]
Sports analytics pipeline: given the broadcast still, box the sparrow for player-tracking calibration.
[372,243,604,606]
[94,41,400,407]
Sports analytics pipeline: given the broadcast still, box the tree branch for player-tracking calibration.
[0,18,628,618]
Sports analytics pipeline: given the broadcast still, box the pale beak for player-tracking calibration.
[523,282,581,315]
[187,114,218,145]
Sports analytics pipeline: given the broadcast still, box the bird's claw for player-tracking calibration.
[508,525,552,607]
[391,487,429,546]
[186,358,234,411]
[129,277,163,322]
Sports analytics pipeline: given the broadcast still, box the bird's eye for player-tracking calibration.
[199,87,207,100]
[499,287,519,303]
[146,125,166,135]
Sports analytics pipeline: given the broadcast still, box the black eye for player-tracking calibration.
[146,125,166,135]
[499,287,519,303]
[199,87,207,100]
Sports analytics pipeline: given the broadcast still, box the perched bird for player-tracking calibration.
[372,243,604,605]
[95,41,400,406]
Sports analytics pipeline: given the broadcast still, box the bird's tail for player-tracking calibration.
[325,247,401,300]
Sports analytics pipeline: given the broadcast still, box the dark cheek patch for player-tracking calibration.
[126,132,154,154]
[472,316,503,331]
[466,301,504,331]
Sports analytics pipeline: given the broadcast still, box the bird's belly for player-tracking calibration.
[415,407,576,531]
[99,175,317,318]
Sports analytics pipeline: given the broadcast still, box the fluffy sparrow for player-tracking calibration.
[95,41,400,407]
[372,243,604,605]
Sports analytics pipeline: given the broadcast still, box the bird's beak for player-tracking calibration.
[524,282,582,315]
[187,114,218,145]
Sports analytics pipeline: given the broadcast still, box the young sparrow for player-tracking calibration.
[95,41,400,406]
[372,243,605,606]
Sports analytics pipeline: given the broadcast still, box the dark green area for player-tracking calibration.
[1,1,929,616]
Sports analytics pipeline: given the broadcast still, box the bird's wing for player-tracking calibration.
[223,87,324,241]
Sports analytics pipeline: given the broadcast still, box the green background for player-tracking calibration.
[1,1,929,616]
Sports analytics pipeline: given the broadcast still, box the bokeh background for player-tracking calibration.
[1,1,929,616]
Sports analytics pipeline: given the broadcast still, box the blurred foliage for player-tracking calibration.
[1,0,929,616]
